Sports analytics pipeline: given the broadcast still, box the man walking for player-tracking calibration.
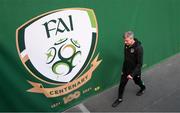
[112,31,146,107]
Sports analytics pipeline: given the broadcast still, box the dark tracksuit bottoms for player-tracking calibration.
[118,74,145,99]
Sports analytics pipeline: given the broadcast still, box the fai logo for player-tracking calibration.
[16,8,102,97]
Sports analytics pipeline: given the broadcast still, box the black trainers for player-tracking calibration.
[136,88,145,96]
[112,98,123,107]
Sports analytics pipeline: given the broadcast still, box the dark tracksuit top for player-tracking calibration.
[122,38,143,77]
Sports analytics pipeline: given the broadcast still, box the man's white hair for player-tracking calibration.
[124,31,134,39]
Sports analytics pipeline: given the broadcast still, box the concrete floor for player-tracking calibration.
[66,53,180,112]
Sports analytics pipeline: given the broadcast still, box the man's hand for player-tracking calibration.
[127,75,133,79]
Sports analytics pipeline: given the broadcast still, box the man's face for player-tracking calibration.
[124,37,133,46]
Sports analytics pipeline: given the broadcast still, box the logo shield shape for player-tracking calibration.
[16,8,98,84]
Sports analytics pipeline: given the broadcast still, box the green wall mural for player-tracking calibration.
[0,0,179,112]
